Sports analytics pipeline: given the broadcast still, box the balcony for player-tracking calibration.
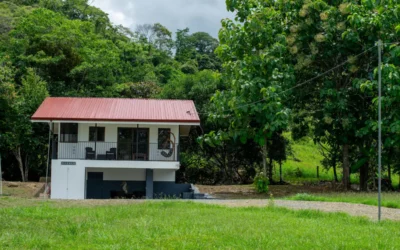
[54,142,179,162]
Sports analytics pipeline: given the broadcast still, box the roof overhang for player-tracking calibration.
[31,119,200,126]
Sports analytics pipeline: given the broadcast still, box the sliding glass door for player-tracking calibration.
[117,128,149,160]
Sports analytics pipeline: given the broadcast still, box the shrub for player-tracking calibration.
[253,174,269,193]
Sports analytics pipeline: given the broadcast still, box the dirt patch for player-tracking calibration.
[1,181,45,198]
[196,184,335,199]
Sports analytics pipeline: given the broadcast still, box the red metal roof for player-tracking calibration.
[31,97,200,123]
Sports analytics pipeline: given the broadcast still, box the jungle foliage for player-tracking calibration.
[1,0,400,190]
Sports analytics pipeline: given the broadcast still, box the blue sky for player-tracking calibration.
[91,0,235,38]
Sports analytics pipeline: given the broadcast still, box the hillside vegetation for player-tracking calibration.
[1,0,400,191]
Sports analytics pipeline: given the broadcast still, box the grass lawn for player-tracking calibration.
[280,135,335,182]
[1,198,400,249]
[287,192,400,209]
[280,135,400,187]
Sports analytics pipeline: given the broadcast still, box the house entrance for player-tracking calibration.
[117,128,149,160]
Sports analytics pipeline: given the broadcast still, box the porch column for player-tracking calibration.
[146,169,153,199]
[51,123,57,159]
[94,123,97,158]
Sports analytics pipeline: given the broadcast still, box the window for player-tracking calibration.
[89,127,105,142]
[158,128,171,149]
[60,123,78,142]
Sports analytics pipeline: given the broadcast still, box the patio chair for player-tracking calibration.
[106,147,117,160]
[85,147,95,160]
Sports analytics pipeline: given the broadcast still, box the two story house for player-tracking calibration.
[31,97,200,199]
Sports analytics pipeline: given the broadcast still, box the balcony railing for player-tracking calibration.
[54,142,179,162]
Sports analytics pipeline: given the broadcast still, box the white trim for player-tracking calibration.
[32,120,200,126]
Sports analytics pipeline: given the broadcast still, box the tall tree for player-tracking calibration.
[2,68,48,181]
[175,28,221,71]
[205,1,293,181]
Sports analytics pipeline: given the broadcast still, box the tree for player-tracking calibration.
[205,0,293,182]
[282,0,400,190]
[268,131,288,184]
[2,68,48,181]
[136,23,174,54]
[225,0,400,190]
[175,28,221,71]
[0,58,16,135]
[118,82,161,99]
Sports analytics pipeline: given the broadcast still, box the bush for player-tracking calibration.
[253,174,269,193]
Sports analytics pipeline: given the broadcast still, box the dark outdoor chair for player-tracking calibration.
[106,148,117,160]
[85,147,95,160]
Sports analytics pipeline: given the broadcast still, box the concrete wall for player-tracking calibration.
[57,123,179,161]
[51,160,178,199]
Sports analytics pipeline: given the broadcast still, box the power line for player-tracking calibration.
[195,44,379,116]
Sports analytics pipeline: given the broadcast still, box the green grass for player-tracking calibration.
[279,135,333,182]
[1,198,400,249]
[280,135,400,187]
[287,192,400,209]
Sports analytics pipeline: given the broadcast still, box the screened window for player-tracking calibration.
[60,123,78,142]
[89,127,105,142]
[158,128,171,149]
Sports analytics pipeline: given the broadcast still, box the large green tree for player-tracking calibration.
[2,67,48,181]
[205,0,293,181]
[219,0,400,190]
[175,28,221,71]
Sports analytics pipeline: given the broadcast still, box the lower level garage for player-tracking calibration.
[86,168,190,199]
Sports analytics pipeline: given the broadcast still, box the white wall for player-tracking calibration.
[154,169,175,182]
[51,161,85,199]
[86,168,146,181]
[57,122,180,161]
[51,159,178,199]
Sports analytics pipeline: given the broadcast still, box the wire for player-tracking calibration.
[194,44,378,116]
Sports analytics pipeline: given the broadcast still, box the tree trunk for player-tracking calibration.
[268,157,273,183]
[13,146,25,182]
[387,149,392,186]
[332,152,338,182]
[279,161,283,183]
[359,161,368,191]
[262,143,267,177]
[342,144,350,190]
[24,154,29,182]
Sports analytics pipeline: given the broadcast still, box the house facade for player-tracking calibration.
[31,97,200,199]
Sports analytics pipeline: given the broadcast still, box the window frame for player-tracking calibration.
[158,128,171,150]
[89,127,105,142]
[60,123,78,143]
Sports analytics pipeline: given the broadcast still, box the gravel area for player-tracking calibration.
[194,199,400,221]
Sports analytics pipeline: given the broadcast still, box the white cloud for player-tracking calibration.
[91,0,234,38]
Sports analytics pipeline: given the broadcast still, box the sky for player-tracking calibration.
[91,0,235,38]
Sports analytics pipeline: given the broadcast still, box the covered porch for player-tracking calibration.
[50,122,191,162]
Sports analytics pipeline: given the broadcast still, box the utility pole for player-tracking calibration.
[377,40,382,222]
[0,152,2,196]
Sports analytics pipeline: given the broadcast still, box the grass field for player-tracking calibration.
[1,198,400,249]
[287,192,400,209]
[280,136,330,182]
[280,135,400,187]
